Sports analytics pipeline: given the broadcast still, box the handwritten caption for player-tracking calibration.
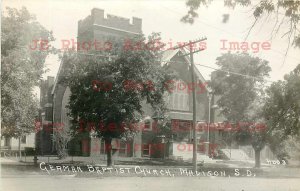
[40,162,255,177]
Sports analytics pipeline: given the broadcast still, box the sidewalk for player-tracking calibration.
[1,157,22,165]
[1,156,196,167]
[0,155,286,168]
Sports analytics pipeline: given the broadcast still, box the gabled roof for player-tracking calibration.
[51,59,64,95]
[161,48,207,84]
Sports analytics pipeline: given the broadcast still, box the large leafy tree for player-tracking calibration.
[1,7,55,139]
[182,0,300,50]
[210,52,271,168]
[62,33,174,166]
[263,64,300,161]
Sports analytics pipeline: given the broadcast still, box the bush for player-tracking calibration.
[24,147,35,156]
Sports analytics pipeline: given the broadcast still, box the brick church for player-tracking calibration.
[38,8,225,161]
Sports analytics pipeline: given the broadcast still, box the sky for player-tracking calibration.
[2,0,300,83]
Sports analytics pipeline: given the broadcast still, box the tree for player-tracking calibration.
[263,64,300,161]
[182,0,300,53]
[62,33,174,166]
[210,52,271,168]
[52,128,72,159]
[282,135,300,163]
[1,6,55,146]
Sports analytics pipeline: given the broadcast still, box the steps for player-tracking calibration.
[171,143,212,162]
[220,149,250,161]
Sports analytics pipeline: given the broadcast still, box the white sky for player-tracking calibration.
[3,0,300,83]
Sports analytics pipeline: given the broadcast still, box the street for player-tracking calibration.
[1,169,300,191]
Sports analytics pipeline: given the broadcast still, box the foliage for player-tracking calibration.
[62,33,175,140]
[182,0,300,48]
[60,33,175,165]
[210,52,271,167]
[1,7,55,138]
[282,135,300,162]
[24,147,35,156]
[210,52,271,122]
[52,129,72,159]
[263,64,300,159]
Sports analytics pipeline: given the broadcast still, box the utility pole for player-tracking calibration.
[173,37,207,172]
[17,121,22,161]
[207,91,212,157]
[208,92,212,143]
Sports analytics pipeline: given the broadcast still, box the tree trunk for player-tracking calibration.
[254,149,261,168]
[105,137,113,167]
[18,137,21,161]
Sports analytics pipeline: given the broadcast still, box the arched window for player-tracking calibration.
[185,94,189,110]
[179,94,184,109]
[169,94,173,109]
[174,94,178,109]
[61,87,71,129]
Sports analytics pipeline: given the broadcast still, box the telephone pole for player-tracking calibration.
[174,37,207,172]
